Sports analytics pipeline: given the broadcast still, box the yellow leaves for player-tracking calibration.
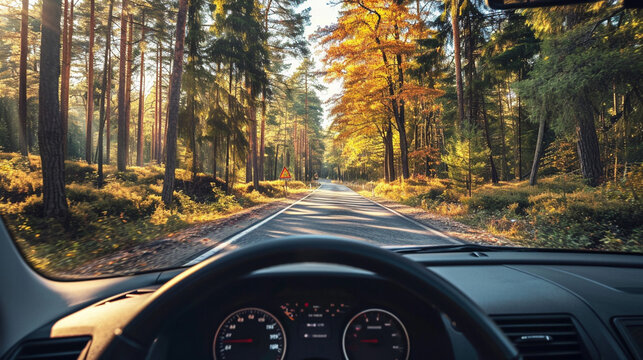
[321,0,444,157]
[398,83,444,102]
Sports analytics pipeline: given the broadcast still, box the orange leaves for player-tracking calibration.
[397,83,444,102]
[321,0,445,171]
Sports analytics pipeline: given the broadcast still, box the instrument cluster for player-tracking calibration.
[213,300,410,360]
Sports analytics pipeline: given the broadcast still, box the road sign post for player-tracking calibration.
[279,167,292,197]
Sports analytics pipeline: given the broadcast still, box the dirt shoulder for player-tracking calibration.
[357,192,515,247]
[70,191,312,278]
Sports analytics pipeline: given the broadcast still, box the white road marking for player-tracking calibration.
[356,189,462,244]
[183,186,321,266]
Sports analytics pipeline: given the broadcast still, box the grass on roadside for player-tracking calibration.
[0,152,311,276]
[351,169,643,253]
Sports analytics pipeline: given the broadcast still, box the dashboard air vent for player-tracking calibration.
[11,337,90,360]
[493,315,589,360]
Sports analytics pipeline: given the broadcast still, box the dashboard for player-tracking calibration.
[161,273,453,360]
[4,251,643,360]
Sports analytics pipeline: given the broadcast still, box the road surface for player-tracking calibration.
[184,180,460,266]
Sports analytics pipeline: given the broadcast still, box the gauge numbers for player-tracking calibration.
[343,309,410,360]
[213,308,286,360]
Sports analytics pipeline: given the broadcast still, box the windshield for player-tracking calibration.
[0,0,641,279]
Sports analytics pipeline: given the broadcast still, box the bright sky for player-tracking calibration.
[298,0,342,129]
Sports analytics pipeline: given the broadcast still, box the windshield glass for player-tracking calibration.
[0,0,641,279]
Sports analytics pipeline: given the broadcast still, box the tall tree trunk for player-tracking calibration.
[248,85,258,187]
[293,120,298,180]
[161,34,174,162]
[515,94,522,179]
[97,0,113,187]
[137,15,145,166]
[529,116,546,186]
[246,129,252,183]
[451,2,464,127]
[60,0,72,158]
[394,50,410,179]
[622,94,628,180]
[467,136,472,196]
[385,121,395,182]
[259,86,266,180]
[213,135,217,177]
[39,0,68,219]
[396,100,410,179]
[576,100,603,186]
[18,0,29,156]
[60,0,68,152]
[105,48,112,164]
[186,0,200,180]
[225,62,232,192]
[161,0,188,205]
[304,71,309,181]
[190,96,198,180]
[213,64,221,178]
[497,84,508,180]
[116,0,128,171]
[85,0,95,164]
[274,144,279,180]
[481,95,499,183]
[384,138,389,182]
[125,14,133,165]
[152,43,158,163]
[225,134,230,191]
[156,41,163,163]
[464,12,478,126]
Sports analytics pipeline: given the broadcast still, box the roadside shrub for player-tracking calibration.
[212,186,238,211]
[1,153,315,275]
[0,155,41,201]
[64,161,95,183]
[373,182,402,201]
[115,171,140,183]
[130,166,165,184]
[1,194,44,216]
[360,170,641,253]
[527,190,643,251]
[467,188,531,214]
[66,183,101,203]
[283,180,307,189]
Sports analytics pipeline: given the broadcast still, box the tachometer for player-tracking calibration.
[213,307,286,360]
[342,309,410,360]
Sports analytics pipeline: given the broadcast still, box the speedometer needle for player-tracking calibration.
[360,339,379,344]
[223,339,254,343]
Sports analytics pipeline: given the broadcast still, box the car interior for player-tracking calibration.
[1,0,642,359]
[2,228,643,359]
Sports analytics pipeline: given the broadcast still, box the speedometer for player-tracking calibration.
[343,309,410,360]
[213,307,286,360]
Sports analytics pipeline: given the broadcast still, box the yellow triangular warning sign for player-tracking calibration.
[279,167,292,179]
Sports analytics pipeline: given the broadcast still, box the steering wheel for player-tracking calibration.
[99,236,520,360]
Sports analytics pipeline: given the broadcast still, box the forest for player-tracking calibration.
[0,0,323,205]
[320,0,642,252]
[0,0,641,273]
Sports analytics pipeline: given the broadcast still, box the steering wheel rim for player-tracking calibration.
[99,236,520,360]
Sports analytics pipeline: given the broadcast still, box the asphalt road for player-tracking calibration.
[185,180,460,265]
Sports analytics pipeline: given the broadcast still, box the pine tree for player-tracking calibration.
[161,0,189,205]
[39,0,68,219]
